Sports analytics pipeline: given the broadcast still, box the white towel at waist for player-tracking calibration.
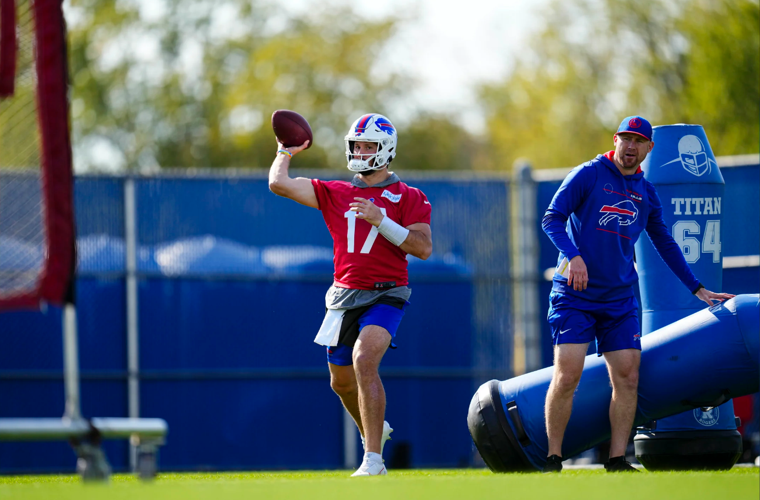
[313,309,345,347]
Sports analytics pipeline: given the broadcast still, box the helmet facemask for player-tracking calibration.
[680,151,708,175]
[346,139,394,172]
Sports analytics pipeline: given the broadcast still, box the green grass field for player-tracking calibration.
[1,468,758,500]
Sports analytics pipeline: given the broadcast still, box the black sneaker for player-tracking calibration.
[604,456,639,472]
[542,454,563,473]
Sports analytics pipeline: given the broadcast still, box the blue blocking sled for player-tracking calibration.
[636,123,726,333]
[467,294,759,472]
[635,123,739,469]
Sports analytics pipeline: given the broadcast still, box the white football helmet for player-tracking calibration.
[345,114,398,172]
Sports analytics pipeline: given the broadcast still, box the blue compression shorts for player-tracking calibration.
[326,302,408,366]
[547,291,641,356]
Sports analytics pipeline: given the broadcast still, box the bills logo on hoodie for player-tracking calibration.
[599,200,638,226]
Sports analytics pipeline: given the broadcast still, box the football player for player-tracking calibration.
[269,113,432,476]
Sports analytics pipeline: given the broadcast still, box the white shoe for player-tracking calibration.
[381,421,393,455]
[361,421,394,455]
[351,459,387,476]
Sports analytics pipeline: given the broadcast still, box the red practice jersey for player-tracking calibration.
[312,178,432,290]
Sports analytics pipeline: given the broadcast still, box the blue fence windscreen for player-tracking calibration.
[6,161,753,472]
[1,172,512,472]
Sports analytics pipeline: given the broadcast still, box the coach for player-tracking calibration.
[540,116,733,473]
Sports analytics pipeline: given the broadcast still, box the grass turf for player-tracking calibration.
[1,468,758,500]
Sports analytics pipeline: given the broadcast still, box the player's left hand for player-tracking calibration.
[695,288,735,307]
[350,197,383,227]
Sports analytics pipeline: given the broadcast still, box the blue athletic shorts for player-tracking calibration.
[547,291,641,356]
[326,302,408,366]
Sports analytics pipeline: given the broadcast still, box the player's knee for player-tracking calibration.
[616,367,639,391]
[352,352,379,379]
[552,370,582,394]
[330,375,357,397]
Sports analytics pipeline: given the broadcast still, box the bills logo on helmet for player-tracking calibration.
[599,200,638,226]
[374,117,395,136]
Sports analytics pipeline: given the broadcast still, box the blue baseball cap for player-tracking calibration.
[615,116,652,141]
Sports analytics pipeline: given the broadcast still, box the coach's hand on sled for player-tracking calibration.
[694,287,735,307]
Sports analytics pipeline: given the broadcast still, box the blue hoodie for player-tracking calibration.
[543,151,700,302]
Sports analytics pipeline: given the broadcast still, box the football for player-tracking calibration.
[271,109,313,149]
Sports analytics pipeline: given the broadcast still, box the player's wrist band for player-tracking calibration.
[691,283,705,295]
[377,216,409,246]
[277,149,292,158]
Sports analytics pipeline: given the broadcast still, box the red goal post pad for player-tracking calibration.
[0,0,75,311]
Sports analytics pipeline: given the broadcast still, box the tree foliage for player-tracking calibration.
[65,0,756,173]
[478,0,760,170]
[0,1,40,168]
[397,114,485,171]
[66,0,426,171]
